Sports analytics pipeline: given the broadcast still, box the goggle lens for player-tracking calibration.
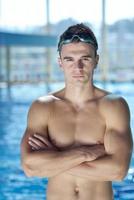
[58,33,98,51]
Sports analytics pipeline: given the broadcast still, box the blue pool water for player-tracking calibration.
[0,82,134,200]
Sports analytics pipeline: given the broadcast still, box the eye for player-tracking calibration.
[82,57,92,62]
[82,57,90,61]
[64,58,73,62]
[67,58,73,61]
[83,58,89,61]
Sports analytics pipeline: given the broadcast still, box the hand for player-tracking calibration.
[28,133,57,151]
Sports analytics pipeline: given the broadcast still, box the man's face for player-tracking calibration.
[58,42,99,84]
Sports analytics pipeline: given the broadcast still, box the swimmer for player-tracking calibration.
[21,23,133,200]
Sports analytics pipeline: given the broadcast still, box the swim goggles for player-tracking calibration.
[58,33,98,52]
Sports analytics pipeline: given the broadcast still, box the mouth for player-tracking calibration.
[72,75,84,78]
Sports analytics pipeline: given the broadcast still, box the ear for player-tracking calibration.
[95,54,99,64]
[58,57,63,70]
[95,54,99,68]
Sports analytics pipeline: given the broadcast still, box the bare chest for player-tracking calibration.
[48,102,106,149]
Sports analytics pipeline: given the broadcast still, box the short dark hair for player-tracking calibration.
[58,23,98,54]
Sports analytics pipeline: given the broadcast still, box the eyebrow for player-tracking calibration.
[63,56,73,60]
[63,54,92,60]
[81,55,92,58]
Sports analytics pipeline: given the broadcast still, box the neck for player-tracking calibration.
[64,80,95,105]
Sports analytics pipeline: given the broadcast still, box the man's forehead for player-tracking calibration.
[61,42,95,56]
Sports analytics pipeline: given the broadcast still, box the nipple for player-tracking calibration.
[97,140,102,144]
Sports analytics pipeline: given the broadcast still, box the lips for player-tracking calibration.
[72,75,84,77]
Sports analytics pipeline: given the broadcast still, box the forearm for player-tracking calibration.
[67,128,133,181]
[67,154,127,181]
[23,148,85,178]
[23,134,106,178]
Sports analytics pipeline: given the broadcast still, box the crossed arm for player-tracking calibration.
[21,131,106,178]
[21,98,133,181]
[67,128,133,181]
[21,128,132,181]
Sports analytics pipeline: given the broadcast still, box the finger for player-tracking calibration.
[34,134,53,147]
[33,133,52,147]
[29,140,49,151]
[28,140,39,149]
[32,147,37,151]
[28,140,40,150]
[29,136,46,148]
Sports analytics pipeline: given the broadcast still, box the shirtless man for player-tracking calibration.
[21,23,133,200]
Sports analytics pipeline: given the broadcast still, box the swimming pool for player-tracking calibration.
[0,82,134,200]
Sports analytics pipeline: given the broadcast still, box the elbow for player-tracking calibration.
[21,156,36,177]
[117,169,128,181]
[115,172,127,181]
[24,168,34,177]
[22,162,43,178]
[21,159,53,178]
[114,166,128,181]
[21,160,35,177]
[21,155,57,178]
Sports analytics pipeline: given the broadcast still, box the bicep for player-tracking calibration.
[21,101,49,158]
[105,97,133,153]
[104,98,133,168]
[104,128,133,157]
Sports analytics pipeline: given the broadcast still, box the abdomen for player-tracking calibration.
[47,173,113,200]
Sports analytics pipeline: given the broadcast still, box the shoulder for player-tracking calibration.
[102,93,130,113]
[96,87,129,111]
[30,95,51,108]
[30,91,62,109]
[28,89,63,117]
[94,86,130,117]
[100,94,130,128]
[27,95,54,120]
[26,95,55,129]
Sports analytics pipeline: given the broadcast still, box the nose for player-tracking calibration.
[74,60,84,69]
